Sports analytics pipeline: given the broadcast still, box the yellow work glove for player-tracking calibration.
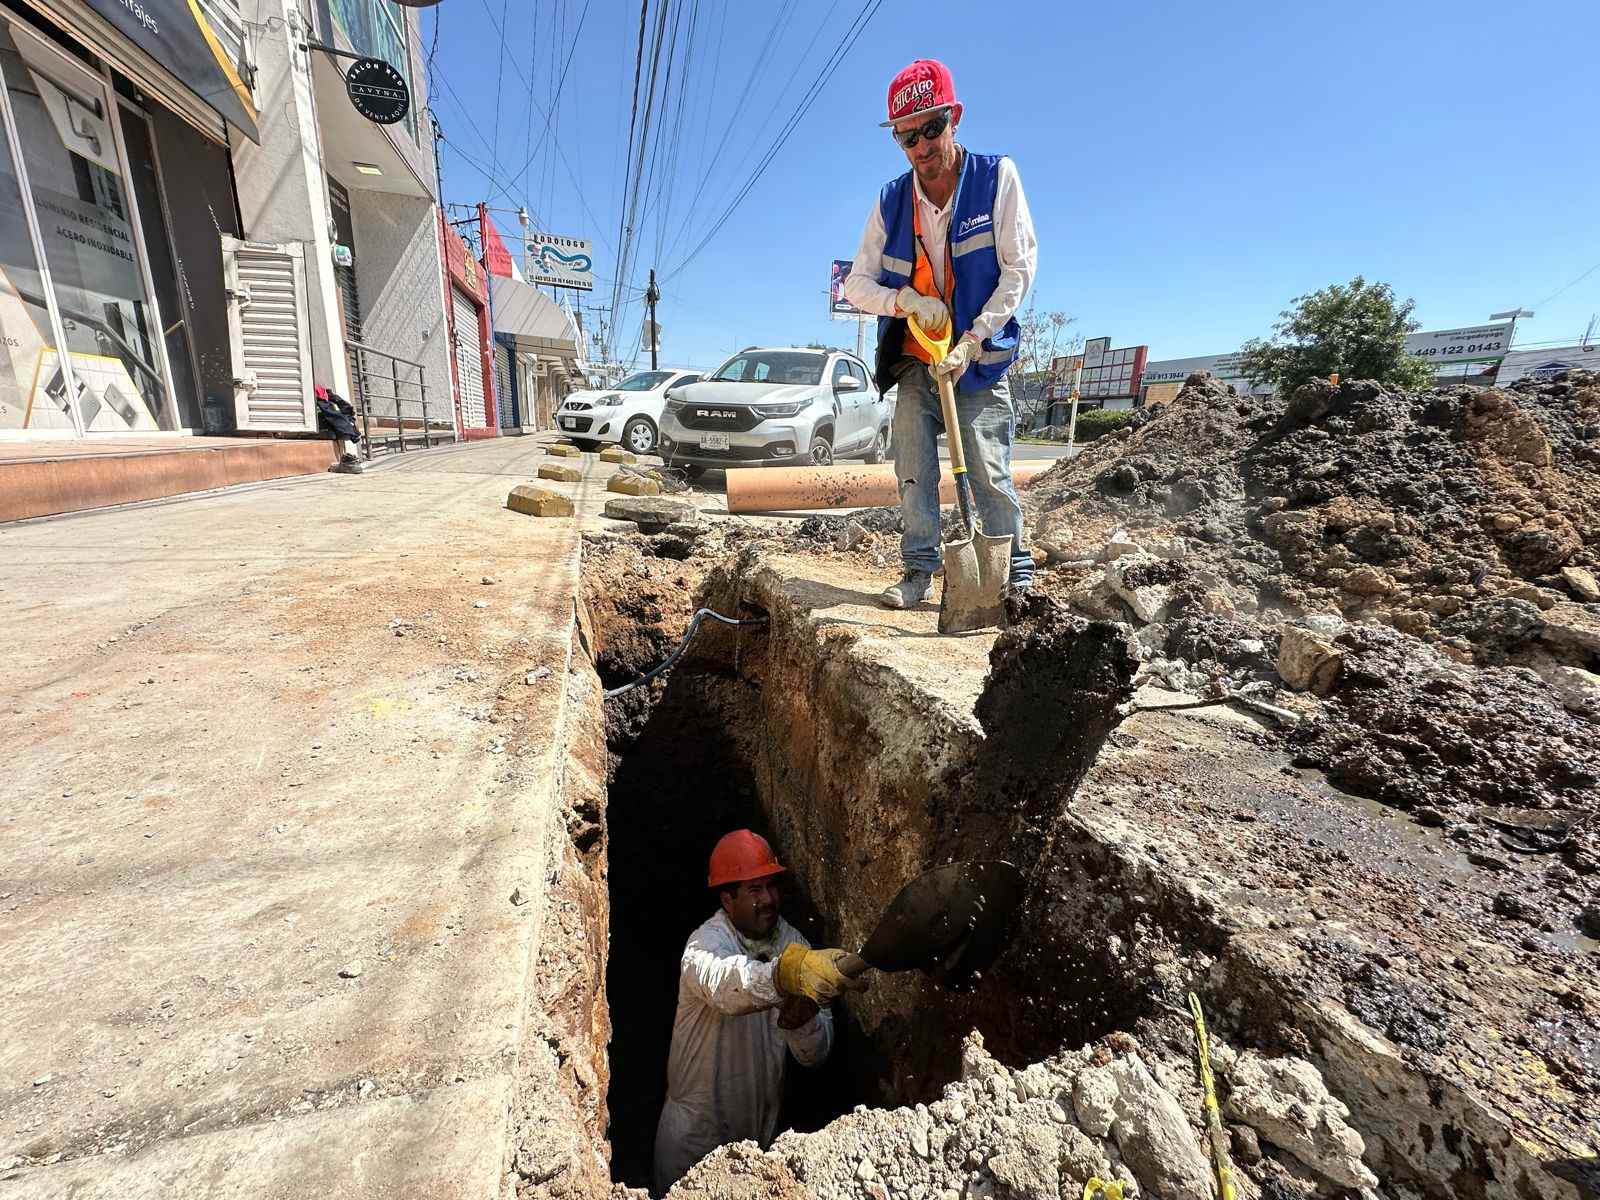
[934,333,981,380]
[773,944,864,1005]
[896,286,950,337]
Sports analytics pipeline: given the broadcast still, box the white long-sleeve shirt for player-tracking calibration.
[843,149,1037,343]
[653,911,833,1192]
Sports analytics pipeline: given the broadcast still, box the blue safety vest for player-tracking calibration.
[875,151,1019,392]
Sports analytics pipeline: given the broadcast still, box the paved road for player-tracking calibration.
[0,438,627,1196]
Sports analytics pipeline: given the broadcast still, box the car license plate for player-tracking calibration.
[701,432,730,451]
[561,417,577,429]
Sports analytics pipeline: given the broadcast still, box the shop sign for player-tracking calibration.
[442,221,485,302]
[77,0,258,137]
[525,233,593,291]
[345,57,410,125]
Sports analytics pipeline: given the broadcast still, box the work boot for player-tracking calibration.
[879,570,934,610]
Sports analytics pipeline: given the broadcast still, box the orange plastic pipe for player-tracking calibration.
[724,461,1049,514]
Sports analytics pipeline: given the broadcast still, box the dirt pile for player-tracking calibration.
[1021,370,1600,846]
[665,1028,1382,1200]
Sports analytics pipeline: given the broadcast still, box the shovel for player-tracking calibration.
[906,315,1012,634]
[777,860,1023,1028]
[840,860,1024,986]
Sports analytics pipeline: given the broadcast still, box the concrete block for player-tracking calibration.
[545,445,577,458]
[605,474,660,497]
[538,463,583,483]
[507,485,574,517]
[598,447,637,464]
[602,497,697,531]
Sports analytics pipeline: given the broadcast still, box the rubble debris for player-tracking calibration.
[665,1031,1379,1200]
[1276,625,1344,694]
[539,463,583,482]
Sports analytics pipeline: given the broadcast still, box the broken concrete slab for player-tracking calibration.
[602,496,697,532]
[537,463,583,483]
[598,447,638,464]
[508,484,575,517]
[606,474,660,497]
[544,444,578,457]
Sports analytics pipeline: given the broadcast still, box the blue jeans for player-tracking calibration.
[891,362,1033,586]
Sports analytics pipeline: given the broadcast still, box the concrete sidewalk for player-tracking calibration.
[0,437,613,1196]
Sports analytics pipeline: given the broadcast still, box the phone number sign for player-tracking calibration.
[1404,322,1512,364]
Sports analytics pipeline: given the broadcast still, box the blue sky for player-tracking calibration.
[424,0,1599,371]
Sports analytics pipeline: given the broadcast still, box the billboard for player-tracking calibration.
[525,233,594,291]
[830,259,862,320]
[1404,322,1512,365]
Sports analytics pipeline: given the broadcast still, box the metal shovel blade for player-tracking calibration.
[859,861,1024,985]
[937,530,1012,634]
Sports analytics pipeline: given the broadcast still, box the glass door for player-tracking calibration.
[0,18,174,432]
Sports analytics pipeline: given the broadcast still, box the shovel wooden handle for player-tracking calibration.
[934,369,979,535]
[934,370,968,475]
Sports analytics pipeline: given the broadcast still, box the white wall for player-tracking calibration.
[349,190,451,422]
[228,0,350,398]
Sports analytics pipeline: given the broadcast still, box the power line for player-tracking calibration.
[1531,259,1600,311]
[662,0,886,283]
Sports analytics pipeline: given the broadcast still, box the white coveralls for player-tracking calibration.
[652,910,834,1192]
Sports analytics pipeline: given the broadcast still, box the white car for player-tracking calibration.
[555,368,702,455]
[657,347,893,475]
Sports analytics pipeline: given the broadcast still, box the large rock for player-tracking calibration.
[1560,565,1600,602]
[1539,600,1600,656]
[1277,626,1344,695]
[1104,1055,1214,1200]
[1101,552,1180,623]
[598,447,638,464]
[537,463,582,482]
[544,444,578,458]
[1284,378,1340,428]
[1525,656,1600,721]
[506,485,573,517]
[1224,1051,1377,1191]
[602,496,698,533]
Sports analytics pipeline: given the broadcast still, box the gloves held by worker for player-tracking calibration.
[895,286,950,337]
[774,944,865,1005]
[934,333,981,380]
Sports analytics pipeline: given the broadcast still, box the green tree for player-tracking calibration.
[1239,276,1436,393]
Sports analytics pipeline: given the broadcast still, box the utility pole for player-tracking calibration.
[646,268,661,370]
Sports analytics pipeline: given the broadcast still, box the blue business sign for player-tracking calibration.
[525,233,593,292]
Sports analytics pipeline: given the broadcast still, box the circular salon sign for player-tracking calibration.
[345,58,410,125]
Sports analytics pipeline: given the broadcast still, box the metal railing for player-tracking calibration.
[347,340,454,459]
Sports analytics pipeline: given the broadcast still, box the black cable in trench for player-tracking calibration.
[604,608,768,699]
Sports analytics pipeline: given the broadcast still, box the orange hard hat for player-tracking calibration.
[707,829,786,888]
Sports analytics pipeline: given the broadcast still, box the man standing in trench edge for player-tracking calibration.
[844,58,1038,611]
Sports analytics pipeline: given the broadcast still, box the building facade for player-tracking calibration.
[0,0,454,444]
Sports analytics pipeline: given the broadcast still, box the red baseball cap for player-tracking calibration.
[881,59,957,127]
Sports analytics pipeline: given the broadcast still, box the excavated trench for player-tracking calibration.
[562,541,1595,1200]
[576,546,1212,1193]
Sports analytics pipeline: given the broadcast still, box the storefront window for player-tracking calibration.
[330,0,413,138]
[1,20,172,431]
[0,65,67,429]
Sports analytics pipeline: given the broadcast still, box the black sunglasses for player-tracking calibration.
[892,111,950,149]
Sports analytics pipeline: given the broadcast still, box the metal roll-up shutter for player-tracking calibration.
[222,237,314,431]
[452,287,486,428]
[494,341,515,428]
